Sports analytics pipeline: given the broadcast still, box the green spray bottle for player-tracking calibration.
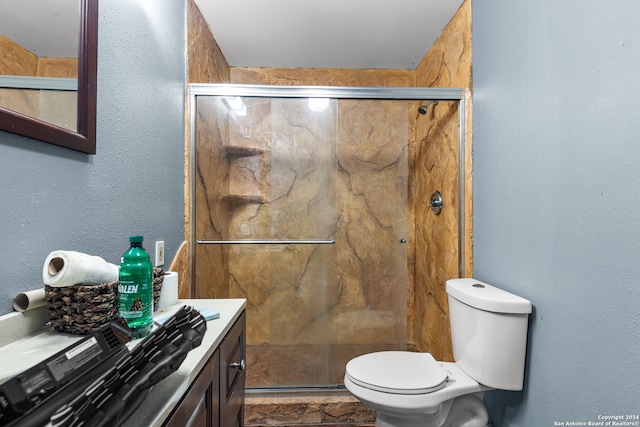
[118,235,153,338]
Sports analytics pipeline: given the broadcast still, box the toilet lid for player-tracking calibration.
[346,351,448,395]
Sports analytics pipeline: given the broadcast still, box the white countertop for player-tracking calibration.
[0,298,246,426]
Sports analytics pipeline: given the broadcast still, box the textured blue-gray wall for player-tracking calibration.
[0,1,186,314]
[473,0,640,424]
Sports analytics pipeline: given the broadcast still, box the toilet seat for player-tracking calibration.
[345,351,448,395]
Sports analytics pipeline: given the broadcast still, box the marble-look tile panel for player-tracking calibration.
[335,100,408,352]
[0,34,38,75]
[414,100,459,361]
[231,67,414,87]
[411,0,472,361]
[187,0,230,83]
[0,88,39,119]
[228,245,271,345]
[37,58,77,78]
[183,0,232,296]
[268,245,338,347]
[194,97,230,299]
[270,99,338,240]
[267,100,339,350]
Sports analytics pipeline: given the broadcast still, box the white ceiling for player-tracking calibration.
[194,0,464,69]
[0,0,463,69]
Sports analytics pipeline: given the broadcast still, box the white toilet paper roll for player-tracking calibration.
[43,250,118,287]
[157,271,179,309]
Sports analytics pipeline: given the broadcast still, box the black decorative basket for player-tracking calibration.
[45,282,119,335]
[153,267,164,311]
[45,268,165,335]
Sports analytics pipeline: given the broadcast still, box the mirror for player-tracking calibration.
[0,0,98,154]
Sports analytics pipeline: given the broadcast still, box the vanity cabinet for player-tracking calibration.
[164,310,246,427]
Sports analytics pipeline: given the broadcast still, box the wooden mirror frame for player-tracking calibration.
[0,0,98,154]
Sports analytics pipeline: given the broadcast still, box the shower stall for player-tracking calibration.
[188,85,467,391]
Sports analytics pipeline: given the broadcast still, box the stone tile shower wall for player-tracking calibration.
[194,96,409,387]
[186,0,473,391]
[412,0,472,361]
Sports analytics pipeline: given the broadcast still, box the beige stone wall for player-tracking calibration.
[182,0,232,296]
[0,87,39,120]
[187,0,230,84]
[231,67,414,87]
[0,35,38,76]
[193,97,231,301]
[37,58,78,78]
[411,0,472,361]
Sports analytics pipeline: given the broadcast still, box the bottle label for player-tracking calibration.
[118,283,139,294]
[118,277,152,324]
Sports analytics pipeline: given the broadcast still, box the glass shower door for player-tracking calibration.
[194,95,338,387]
[265,98,339,387]
[193,92,409,389]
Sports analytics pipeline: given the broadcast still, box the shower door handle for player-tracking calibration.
[196,239,336,245]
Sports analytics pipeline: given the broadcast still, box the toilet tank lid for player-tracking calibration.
[446,278,532,314]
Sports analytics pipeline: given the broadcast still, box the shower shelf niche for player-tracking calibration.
[222,141,270,204]
[221,193,267,204]
[223,144,269,157]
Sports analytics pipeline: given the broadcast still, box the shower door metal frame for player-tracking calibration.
[187,84,469,297]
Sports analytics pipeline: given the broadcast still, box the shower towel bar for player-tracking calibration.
[196,239,336,245]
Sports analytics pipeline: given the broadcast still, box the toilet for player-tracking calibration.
[344,278,532,427]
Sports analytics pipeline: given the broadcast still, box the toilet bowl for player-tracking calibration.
[344,278,532,427]
[345,353,489,427]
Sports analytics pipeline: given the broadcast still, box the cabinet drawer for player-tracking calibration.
[220,311,246,427]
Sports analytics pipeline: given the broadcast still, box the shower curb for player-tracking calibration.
[244,392,376,426]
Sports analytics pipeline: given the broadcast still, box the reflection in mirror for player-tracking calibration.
[0,0,79,130]
[0,0,97,154]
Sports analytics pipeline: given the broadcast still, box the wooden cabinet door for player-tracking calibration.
[220,312,246,427]
[164,349,220,427]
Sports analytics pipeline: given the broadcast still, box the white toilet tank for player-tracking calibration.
[446,278,532,391]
